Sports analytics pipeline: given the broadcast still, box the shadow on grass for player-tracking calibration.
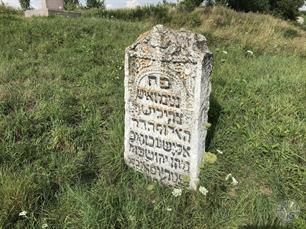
[206,94,221,148]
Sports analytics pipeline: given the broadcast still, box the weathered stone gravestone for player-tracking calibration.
[25,0,80,17]
[42,0,64,11]
[124,25,213,189]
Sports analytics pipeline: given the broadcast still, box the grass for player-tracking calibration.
[81,5,306,55]
[0,5,305,229]
[301,12,306,30]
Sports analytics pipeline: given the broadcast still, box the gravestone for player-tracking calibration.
[42,0,64,11]
[25,0,80,17]
[124,25,213,189]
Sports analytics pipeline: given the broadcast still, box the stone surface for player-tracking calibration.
[25,0,80,18]
[25,9,80,17]
[42,0,64,11]
[124,25,213,189]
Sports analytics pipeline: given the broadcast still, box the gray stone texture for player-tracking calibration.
[42,0,64,11]
[124,25,213,189]
[25,0,80,18]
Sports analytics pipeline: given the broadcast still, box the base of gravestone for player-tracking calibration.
[25,10,81,18]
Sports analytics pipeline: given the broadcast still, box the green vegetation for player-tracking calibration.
[178,0,204,12]
[301,12,306,30]
[0,4,21,15]
[82,6,306,55]
[64,0,80,10]
[19,0,30,10]
[82,4,171,22]
[0,5,305,228]
[178,0,304,19]
[225,0,304,19]
[86,0,105,9]
[227,0,271,12]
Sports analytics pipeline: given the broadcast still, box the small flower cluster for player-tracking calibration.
[199,186,209,196]
[172,188,182,197]
[225,173,238,186]
[219,49,255,59]
[19,211,27,217]
[297,16,304,25]
[171,186,209,197]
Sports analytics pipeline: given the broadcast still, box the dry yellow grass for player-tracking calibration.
[187,6,306,55]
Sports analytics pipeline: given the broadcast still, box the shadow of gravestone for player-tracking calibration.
[205,94,222,148]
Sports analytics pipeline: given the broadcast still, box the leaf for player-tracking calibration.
[203,122,212,129]
[272,144,279,149]
[182,175,190,184]
[146,184,155,191]
[203,152,217,164]
[199,161,205,169]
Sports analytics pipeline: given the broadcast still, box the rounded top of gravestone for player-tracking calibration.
[126,25,210,64]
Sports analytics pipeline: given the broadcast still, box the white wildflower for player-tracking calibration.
[19,211,27,217]
[172,188,182,197]
[297,16,304,25]
[216,149,223,155]
[222,50,228,55]
[225,173,239,185]
[199,186,209,196]
[225,173,232,181]
[246,50,254,56]
[42,223,48,228]
[166,207,172,211]
[231,176,239,186]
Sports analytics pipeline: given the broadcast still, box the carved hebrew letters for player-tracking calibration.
[124,25,212,189]
[127,71,191,185]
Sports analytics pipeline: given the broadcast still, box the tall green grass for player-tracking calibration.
[0,7,305,229]
[82,4,172,23]
[82,5,306,55]
[0,4,21,15]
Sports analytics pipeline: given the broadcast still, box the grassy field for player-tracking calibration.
[0,6,305,228]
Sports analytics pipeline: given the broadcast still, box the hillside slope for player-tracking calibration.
[0,7,305,228]
[83,5,306,55]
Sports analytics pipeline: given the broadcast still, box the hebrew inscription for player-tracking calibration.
[124,25,213,189]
